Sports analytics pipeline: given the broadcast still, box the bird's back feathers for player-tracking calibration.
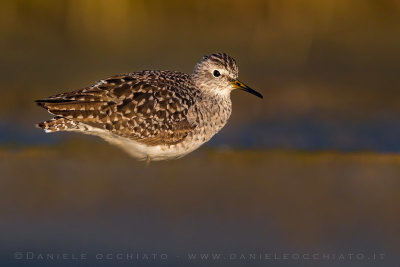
[36,71,199,145]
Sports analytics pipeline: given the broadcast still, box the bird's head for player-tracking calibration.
[192,53,263,99]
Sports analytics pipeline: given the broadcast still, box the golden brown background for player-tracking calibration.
[1,0,399,266]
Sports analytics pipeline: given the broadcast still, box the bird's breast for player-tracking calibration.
[188,96,232,143]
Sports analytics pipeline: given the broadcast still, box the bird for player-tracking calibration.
[36,53,263,162]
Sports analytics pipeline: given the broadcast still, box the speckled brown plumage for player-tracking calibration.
[37,71,200,145]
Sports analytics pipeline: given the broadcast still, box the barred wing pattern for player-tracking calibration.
[36,71,199,146]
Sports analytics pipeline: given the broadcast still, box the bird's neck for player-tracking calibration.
[197,92,232,127]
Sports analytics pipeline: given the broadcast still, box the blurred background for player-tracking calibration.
[1,0,399,266]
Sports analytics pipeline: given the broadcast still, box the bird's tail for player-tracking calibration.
[36,116,79,133]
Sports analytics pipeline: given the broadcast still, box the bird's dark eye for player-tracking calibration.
[213,70,221,77]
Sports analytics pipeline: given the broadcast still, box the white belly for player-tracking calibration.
[78,125,206,161]
[105,135,206,161]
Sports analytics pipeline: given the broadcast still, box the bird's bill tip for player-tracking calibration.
[232,80,263,99]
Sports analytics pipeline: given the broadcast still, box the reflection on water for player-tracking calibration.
[215,117,400,152]
[0,146,399,266]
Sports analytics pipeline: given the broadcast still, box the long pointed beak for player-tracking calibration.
[231,80,263,99]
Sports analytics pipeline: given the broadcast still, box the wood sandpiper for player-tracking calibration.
[36,53,263,162]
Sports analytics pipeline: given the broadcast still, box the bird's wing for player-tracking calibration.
[36,72,198,145]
